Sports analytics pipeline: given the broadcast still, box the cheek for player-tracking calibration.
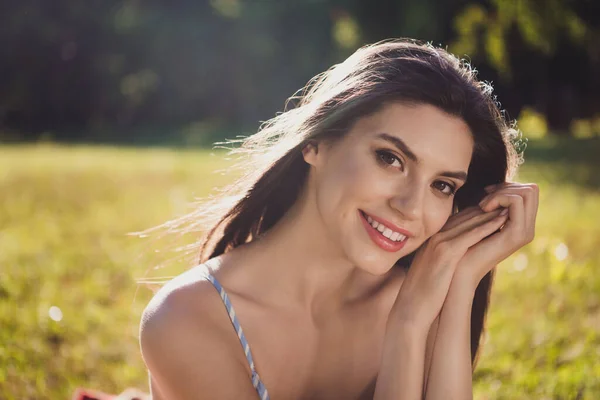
[422,199,453,237]
[318,152,378,213]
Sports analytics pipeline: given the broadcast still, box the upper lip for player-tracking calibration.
[361,210,414,238]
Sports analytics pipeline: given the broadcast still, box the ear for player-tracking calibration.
[301,140,320,166]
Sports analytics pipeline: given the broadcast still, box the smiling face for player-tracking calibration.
[302,102,474,275]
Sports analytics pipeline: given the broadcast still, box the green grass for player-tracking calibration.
[1,139,599,399]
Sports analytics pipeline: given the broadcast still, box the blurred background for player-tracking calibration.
[1,0,599,399]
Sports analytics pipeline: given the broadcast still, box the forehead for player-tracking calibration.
[347,102,474,170]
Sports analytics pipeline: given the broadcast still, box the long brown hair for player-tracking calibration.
[152,39,521,366]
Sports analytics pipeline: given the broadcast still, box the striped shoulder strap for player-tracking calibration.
[205,273,270,400]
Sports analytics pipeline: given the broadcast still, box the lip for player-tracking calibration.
[358,210,412,253]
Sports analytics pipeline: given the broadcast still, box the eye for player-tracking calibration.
[376,149,403,170]
[432,181,457,196]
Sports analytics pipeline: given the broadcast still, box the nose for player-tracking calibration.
[389,183,425,221]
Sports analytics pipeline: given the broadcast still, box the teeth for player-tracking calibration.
[365,213,408,242]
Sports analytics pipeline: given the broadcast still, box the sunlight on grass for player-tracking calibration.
[1,141,599,399]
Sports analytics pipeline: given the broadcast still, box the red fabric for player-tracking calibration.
[71,388,149,400]
[71,388,116,400]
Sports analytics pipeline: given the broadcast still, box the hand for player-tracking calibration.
[449,182,539,290]
[388,208,509,333]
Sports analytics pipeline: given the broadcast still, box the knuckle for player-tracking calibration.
[432,240,453,258]
[522,185,538,198]
[526,231,535,244]
[475,222,497,237]
[478,210,498,220]
[478,220,497,232]
[504,232,520,245]
[434,239,449,252]
[522,186,534,195]
[429,233,444,246]
[509,232,531,246]
[512,194,525,205]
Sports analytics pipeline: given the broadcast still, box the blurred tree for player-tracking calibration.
[0,0,340,142]
[450,0,600,133]
[0,0,598,141]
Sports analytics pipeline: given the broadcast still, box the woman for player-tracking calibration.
[139,39,538,399]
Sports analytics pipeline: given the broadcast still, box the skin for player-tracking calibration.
[139,102,539,399]
[421,183,538,399]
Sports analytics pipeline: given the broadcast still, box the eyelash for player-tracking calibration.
[375,149,404,170]
[375,149,457,197]
[432,181,457,196]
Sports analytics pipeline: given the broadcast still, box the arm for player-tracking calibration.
[373,322,428,400]
[373,314,441,400]
[423,280,475,400]
[423,316,440,396]
[374,209,508,400]
[422,182,539,399]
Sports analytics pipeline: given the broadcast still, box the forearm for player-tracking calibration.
[424,281,475,400]
[374,323,428,400]
[423,316,440,396]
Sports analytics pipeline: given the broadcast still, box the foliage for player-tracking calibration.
[1,138,599,399]
[1,0,599,140]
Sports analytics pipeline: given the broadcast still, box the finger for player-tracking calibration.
[480,185,537,232]
[453,212,508,251]
[481,193,526,234]
[484,183,503,193]
[480,186,524,212]
[441,206,485,232]
[496,185,539,240]
[468,209,527,267]
[481,183,538,208]
[516,184,540,225]
[499,185,539,227]
[441,207,505,240]
[484,181,536,194]
[483,181,524,193]
[486,181,535,189]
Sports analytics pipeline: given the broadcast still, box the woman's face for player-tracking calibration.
[303,102,474,275]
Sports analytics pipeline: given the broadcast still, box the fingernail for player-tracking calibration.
[500,208,509,216]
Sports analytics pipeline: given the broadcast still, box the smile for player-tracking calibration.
[359,210,411,253]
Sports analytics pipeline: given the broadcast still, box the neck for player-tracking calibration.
[217,182,387,320]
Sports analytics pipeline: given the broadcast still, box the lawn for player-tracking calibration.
[1,138,599,399]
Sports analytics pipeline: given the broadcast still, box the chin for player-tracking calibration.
[345,248,402,276]
[359,263,396,276]
[346,235,425,275]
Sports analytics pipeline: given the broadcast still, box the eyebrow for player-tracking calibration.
[376,133,468,182]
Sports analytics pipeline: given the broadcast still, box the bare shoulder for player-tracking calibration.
[139,265,258,399]
[140,265,222,334]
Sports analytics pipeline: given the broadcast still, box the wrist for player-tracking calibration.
[451,267,487,295]
[382,325,427,368]
[385,317,429,346]
[446,276,478,308]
